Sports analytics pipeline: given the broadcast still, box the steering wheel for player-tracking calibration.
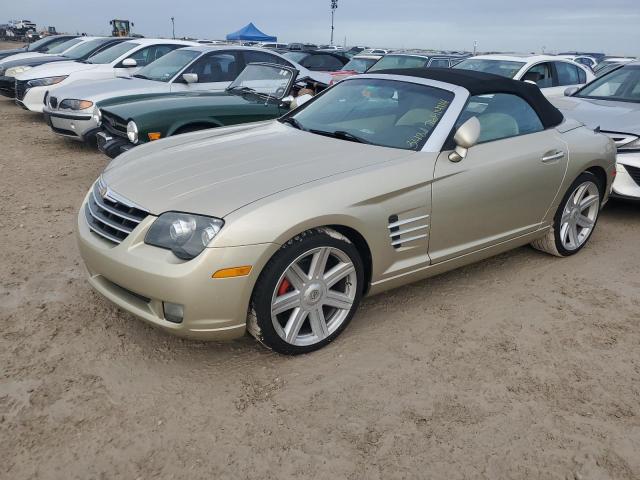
[275,87,286,97]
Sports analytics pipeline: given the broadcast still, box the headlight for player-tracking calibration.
[59,98,94,110]
[145,212,224,260]
[92,106,102,126]
[26,75,67,87]
[5,65,32,77]
[127,120,138,144]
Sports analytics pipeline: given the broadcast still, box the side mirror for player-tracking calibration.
[564,86,580,96]
[182,73,198,84]
[121,58,137,68]
[449,117,481,162]
[280,95,294,106]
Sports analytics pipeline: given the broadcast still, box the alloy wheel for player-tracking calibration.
[270,246,358,347]
[559,180,600,251]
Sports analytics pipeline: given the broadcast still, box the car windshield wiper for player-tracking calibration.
[227,85,256,94]
[309,129,373,144]
[133,74,150,80]
[280,117,305,130]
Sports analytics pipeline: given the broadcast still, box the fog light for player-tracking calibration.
[163,302,184,323]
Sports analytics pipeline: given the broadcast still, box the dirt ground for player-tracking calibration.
[1,42,639,480]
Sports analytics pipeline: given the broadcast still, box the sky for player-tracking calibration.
[4,0,640,55]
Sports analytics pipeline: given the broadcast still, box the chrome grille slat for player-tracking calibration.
[388,213,430,249]
[84,180,149,245]
[388,224,428,238]
[86,200,134,234]
[391,234,428,247]
[387,214,430,230]
[91,186,144,222]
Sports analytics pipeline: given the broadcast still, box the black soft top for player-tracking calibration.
[372,68,564,129]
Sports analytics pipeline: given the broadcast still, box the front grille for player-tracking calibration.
[624,165,640,186]
[84,179,149,245]
[15,79,27,100]
[102,111,128,138]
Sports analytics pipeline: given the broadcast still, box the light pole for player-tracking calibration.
[330,0,338,46]
[171,17,175,39]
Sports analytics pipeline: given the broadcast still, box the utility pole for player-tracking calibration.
[330,0,338,45]
[473,40,477,56]
[171,17,175,39]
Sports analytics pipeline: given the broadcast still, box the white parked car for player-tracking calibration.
[15,38,198,112]
[454,54,594,97]
[41,46,329,142]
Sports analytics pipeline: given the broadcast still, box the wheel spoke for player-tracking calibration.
[579,194,599,211]
[309,247,331,280]
[561,208,572,225]
[576,214,594,229]
[323,290,354,310]
[568,221,579,248]
[272,291,301,315]
[286,263,308,290]
[308,307,329,339]
[284,307,308,343]
[573,184,588,205]
[324,262,355,288]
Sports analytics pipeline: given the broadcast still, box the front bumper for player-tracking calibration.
[612,152,640,200]
[16,85,47,112]
[96,130,135,158]
[44,107,99,142]
[76,191,279,341]
[0,76,15,98]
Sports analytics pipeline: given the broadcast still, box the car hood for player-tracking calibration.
[0,48,27,59]
[551,96,640,134]
[101,91,253,117]
[2,55,70,70]
[50,76,167,103]
[17,60,99,80]
[103,121,409,217]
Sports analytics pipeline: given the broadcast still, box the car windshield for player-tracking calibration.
[576,66,640,102]
[283,52,308,63]
[46,38,84,55]
[454,59,525,78]
[86,41,139,64]
[285,78,454,150]
[62,38,110,59]
[133,49,200,82]
[27,36,57,51]
[227,64,293,98]
[342,57,378,73]
[368,55,429,72]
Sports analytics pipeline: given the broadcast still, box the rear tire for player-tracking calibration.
[531,171,602,257]
[248,229,364,355]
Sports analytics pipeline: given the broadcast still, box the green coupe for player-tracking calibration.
[96,63,323,158]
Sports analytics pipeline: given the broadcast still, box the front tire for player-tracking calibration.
[531,171,602,257]
[248,229,364,355]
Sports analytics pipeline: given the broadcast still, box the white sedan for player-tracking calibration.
[454,54,594,97]
[14,38,198,112]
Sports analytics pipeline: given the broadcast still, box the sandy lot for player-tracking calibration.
[1,42,639,480]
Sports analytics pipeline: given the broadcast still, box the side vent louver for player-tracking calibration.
[387,214,430,249]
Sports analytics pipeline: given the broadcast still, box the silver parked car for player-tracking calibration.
[77,69,615,354]
[552,62,640,199]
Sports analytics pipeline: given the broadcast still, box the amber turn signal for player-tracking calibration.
[148,132,162,141]
[212,266,252,278]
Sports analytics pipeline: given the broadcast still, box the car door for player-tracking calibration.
[520,62,555,93]
[170,51,243,92]
[548,61,584,96]
[429,93,568,263]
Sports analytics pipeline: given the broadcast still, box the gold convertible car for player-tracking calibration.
[77,69,616,354]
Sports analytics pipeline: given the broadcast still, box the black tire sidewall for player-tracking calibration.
[252,231,364,355]
[553,171,603,257]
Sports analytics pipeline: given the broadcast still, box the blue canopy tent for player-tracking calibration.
[226,23,277,42]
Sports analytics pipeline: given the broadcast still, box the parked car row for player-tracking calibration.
[1,39,637,354]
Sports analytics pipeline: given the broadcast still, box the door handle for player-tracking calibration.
[541,151,565,163]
